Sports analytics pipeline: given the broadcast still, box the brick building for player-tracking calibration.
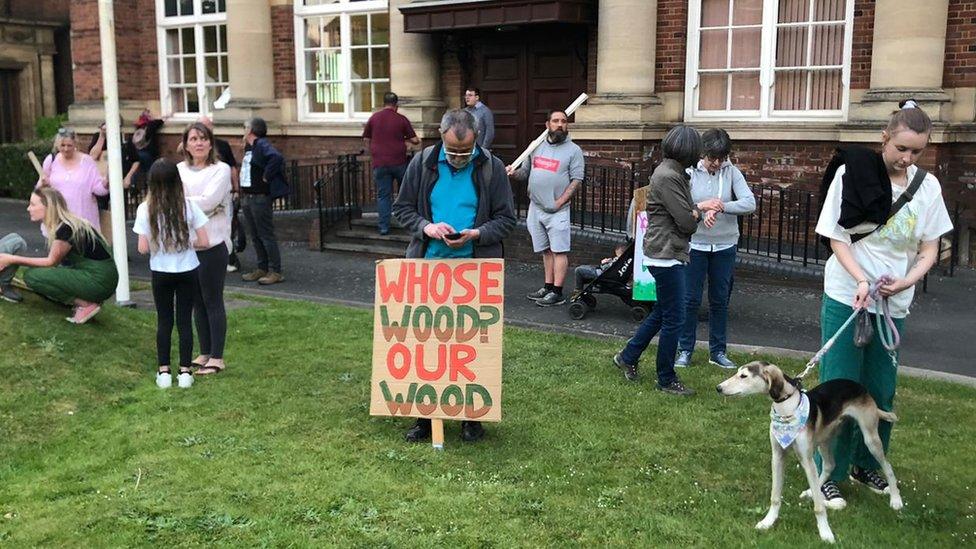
[65,0,975,255]
[0,0,72,143]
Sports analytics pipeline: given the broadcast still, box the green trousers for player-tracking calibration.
[23,248,118,305]
[816,295,904,482]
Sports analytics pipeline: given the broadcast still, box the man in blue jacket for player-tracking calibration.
[240,117,288,285]
[393,109,516,443]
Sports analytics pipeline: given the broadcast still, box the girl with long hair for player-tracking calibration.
[178,122,233,376]
[134,159,209,389]
[0,187,118,323]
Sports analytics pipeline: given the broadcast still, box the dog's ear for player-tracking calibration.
[761,363,785,400]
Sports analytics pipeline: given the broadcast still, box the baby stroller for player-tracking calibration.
[568,239,654,322]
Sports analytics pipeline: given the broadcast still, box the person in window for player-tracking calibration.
[612,126,723,396]
[0,187,118,324]
[811,100,953,509]
[37,128,108,230]
[675,128,756,369]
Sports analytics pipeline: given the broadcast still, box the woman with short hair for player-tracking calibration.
[612,125,722,395]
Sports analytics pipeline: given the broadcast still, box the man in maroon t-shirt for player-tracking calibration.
[363,92,420,235]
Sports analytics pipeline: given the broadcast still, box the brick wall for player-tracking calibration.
[655,0,688,93]
[7,0,70,23]
[849,0,875,89]
[70,0,158,104]
[944,1,976,88]
[440,35,462,109]
[272,4,296,99]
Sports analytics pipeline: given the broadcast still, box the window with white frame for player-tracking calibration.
[294,0,390,120]
[685,0,854,121]
[155,0,229,117]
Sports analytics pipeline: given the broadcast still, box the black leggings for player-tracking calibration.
[151,269,197,368]
[194,245,228,359]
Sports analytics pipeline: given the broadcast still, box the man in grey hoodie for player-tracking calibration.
[506,109,585,307]
[675,128,756,369]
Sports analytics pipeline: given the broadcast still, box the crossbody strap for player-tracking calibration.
[851,168,927,244]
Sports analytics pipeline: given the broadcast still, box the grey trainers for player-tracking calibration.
[709,352,736,369]
[656,379,695,396]
[675,350,692,367]
[0,284,23,303]
[536,291,566,307]
[526,287,549,301]
[613,353,639,382]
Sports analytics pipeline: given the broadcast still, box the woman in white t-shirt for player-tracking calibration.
[178,122,233,376]
[134,160,209,389]
[813,100,953,508]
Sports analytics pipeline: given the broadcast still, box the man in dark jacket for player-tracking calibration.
[240,117,287,285]
[392,108,516,442]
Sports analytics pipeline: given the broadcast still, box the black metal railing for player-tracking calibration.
[311,153,370,250]
[738,184,829,267]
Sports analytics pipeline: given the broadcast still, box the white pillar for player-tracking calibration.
[389,0,444,132]
[221,0,280,123]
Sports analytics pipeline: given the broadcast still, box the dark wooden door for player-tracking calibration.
[0,70,22,144]
[473,27,588,164]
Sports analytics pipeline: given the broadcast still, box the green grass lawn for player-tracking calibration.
[1,292,974,547]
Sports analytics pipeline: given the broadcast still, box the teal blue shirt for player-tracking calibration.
[425,147,480,258]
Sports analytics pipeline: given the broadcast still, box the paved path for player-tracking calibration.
[2,199,973,380]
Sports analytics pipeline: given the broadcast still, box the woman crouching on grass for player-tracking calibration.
[0,187,118,323]
[134,159,209,389]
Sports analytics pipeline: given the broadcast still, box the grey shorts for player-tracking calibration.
[527,203,571,253]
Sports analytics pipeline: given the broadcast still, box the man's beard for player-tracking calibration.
[548,129,568,143]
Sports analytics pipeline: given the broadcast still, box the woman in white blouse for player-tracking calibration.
[178,122,233,376]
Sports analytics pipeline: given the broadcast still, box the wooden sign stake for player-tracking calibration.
[431,419,444,451]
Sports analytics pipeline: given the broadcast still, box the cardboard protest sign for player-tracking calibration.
[370,258,504,422]
[632,210,657,301]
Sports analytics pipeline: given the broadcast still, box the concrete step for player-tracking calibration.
[334,229,412,244]
[320,241,406,257]
[349,217,406,231]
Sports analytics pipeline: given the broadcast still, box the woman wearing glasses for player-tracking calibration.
[37,128,109,230]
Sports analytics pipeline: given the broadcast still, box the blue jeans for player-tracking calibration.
[619,263,687,386]
[374,164,407,233]
[678,246,736,355]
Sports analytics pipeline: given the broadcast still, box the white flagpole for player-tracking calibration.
[98,0,132,306]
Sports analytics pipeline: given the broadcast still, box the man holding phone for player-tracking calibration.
[393,108,516,443]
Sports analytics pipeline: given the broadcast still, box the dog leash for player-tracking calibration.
[795,277,902,381]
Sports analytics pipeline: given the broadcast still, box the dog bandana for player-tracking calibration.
[769,392,810,449]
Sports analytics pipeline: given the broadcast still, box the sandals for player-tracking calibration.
[195,363,225,376]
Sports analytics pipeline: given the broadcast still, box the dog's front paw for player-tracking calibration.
[755,517,776,530]
[820,530,836,544]
[890,495,904,511]
[800,488,811,499]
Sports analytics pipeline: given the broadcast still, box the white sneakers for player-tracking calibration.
[177,372,194,388]
[156,371,172,389]
[156,369,193,389]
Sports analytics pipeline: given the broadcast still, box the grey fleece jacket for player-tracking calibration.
[688,159,756,246]
[393,142,517,259]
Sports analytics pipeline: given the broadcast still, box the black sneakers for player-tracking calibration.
[820,480,847,509]
[460,421,485,442]
[404,419,431,442]
[612,353,639,382]
[536,291,566,307]
[526,287,549,301]
[656,379,695,396]
[850,466,890,494]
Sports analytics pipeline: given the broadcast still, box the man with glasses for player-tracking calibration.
[464,87,495,150]
[393,109,516,443]
[506,109,585,307]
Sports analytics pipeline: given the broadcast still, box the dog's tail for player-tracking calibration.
[878,410,898,423]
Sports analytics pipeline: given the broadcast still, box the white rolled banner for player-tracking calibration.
[509,92,588,171]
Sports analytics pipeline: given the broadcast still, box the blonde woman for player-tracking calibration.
[0,188,119,323]
[37,128,108,229]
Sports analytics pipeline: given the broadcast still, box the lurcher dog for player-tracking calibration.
[717,360,902,544]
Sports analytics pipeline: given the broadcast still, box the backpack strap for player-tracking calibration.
[850,167,927,245]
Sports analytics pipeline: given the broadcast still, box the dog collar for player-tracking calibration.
[770,392,810,449]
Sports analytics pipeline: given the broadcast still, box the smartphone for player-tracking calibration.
[444,233,463,240]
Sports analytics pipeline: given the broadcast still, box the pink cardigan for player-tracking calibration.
[39,153,107,229]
